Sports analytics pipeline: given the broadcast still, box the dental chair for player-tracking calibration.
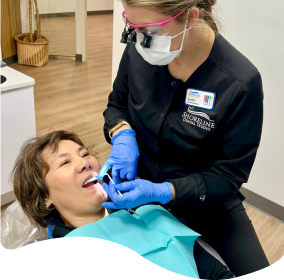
[1,200,49,248]
[1,200,230,272]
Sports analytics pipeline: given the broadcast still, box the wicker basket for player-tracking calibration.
[15,33,50,67]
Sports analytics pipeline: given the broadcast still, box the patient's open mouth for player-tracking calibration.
[82,177,98,189]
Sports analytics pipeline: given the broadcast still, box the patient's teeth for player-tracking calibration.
[83,177,97,186]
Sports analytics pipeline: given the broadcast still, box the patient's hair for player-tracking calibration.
[12,131,97,228]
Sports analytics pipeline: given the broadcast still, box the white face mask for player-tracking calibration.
[135,21,191,66]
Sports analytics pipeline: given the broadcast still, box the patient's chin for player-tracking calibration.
[91,190,108,206]
[96,183,108,201]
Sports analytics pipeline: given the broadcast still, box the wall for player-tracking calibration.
[20,0,32,34]
[112,1,284,207]
[87,0,113,11]
[216,0,284,207]
[36,0,113,14]
[1,0,22,59]
[20,0,113,33]
[112,0,125,83]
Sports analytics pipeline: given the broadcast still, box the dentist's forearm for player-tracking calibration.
[112,124,132,137]
[170,182,176,201]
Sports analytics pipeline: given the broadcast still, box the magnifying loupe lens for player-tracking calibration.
[140,34,152,48]
[127,31,137,44]
[120,30,129,44]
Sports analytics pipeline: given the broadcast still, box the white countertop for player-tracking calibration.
[0,66,35,92]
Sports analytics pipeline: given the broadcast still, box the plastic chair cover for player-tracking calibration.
[1,200,48,249]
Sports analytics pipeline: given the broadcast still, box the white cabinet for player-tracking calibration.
[1,67,36,206]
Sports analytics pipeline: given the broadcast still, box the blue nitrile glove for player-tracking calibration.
[102,179,172,209]
[97,129,139,182]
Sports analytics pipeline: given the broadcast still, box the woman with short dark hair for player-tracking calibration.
[12,130,105,228]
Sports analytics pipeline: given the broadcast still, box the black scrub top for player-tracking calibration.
[103,34,263,218]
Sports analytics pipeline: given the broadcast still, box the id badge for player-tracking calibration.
[185,88,216,111]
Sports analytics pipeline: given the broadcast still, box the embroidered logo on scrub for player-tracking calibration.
[185,88,216,111]
[182,107,215,131]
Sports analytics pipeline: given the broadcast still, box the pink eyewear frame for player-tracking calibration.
[122,10,186,29]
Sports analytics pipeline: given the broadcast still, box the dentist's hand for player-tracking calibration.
[102,179,172,210]
[97,129,139,182]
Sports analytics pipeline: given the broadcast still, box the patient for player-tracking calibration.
[12,131,107,231]
[10,131,234,279]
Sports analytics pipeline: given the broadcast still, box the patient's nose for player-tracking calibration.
[78,158,92,172]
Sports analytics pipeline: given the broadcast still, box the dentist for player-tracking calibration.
[98,0,269,276]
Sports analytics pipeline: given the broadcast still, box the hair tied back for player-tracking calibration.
[197,0,216,8]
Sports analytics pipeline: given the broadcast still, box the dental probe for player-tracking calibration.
[86,174,121,197]
[105,173,123,197]
[127,209,139,215]
[104,173,139,216]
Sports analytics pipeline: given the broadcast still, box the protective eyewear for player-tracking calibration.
[121,10,186,48]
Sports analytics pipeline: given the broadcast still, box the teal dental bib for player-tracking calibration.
[66,205,200,278]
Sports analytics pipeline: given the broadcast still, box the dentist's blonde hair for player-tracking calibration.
[122,0,218,33]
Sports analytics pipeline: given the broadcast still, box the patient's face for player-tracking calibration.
[42,140,107,218]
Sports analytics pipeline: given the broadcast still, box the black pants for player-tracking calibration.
[194,240,235,279]
[183,203,269,277]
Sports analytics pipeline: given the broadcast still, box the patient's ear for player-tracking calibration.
[44,197,53,208]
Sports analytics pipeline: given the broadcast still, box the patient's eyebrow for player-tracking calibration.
[52,146,86,163]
